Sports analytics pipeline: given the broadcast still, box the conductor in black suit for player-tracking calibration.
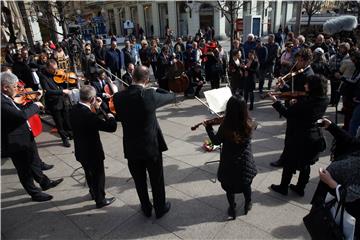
[70,85,117,208]
[113,66,175,218]
[1,72,63,202]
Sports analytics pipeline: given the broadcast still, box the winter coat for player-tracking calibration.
[206,124,257,193]
[272,96,329,170]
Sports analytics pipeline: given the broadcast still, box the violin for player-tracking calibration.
[268,91,307,100]
[191,116,224,131]
[13,82,43,137]
[276,68,304,87]
[53,69,84,85]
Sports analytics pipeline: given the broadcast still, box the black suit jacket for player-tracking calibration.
[113,85,175,159]
[121,72,133,86]
[90,80,105,98]
[1,94,39,153]
[70,103,117,165]
[38,71,65,111]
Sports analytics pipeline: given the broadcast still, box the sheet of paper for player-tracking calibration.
[203,87,232,113]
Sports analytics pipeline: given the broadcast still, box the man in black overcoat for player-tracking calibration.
[270,48,315,167]
[70,85,117,208]
[1,72,63,202]
[113,66,175,218]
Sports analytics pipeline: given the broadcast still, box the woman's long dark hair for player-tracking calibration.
[222,96,253,143]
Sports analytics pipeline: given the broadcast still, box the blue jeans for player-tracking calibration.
[349,103,360,137]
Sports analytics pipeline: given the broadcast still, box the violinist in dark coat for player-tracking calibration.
[204,96,257,219]
[70,85,117,208]
[228,49,244,95]
[156,45,172,90]
[38,59,73,147]
[269,74,329,196]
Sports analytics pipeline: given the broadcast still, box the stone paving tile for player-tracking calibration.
[102,213,180,240]
[2,90,339,239]
[52,190,137,240]
[213,218,277,239]
[155,187,227,240]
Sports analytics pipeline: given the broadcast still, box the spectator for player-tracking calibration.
[243,34,256,59]
[255,39,268,94]
[121,40,135,70]
[311,34,329,54]
[105,41,122,80]
[244,50,258,110]
[265,34,280,91]
[94,38,107,68]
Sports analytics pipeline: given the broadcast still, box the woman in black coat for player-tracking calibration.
[204,49,222,89]
[204,96,257,220]
[228,49,244,95]
[244,50,258,110]
[269,74,329,196]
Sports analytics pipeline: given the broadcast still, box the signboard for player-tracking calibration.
[236,18,243,31]
[124,20,134,29]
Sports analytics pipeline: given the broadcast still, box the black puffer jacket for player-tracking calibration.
[206,124,257,193]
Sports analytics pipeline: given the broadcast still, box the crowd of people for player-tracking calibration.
[1,26,360,238]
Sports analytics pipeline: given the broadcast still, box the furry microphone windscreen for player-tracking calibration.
[323,15,358,35]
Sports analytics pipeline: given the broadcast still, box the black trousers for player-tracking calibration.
[50,108,72,140]
[30,140,51,187]
[226,185,251,207]
[10,139,49,197]
[128,154,166,214]
[280,165,311,190]
[81,160,106,204]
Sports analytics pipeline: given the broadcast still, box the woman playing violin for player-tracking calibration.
[269,74,329,197]
[203,96,257,220]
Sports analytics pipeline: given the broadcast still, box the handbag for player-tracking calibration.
[303,198,344,240]
[326,186,356,240]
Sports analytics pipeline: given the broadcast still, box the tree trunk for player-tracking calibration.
[307,14,312,31]
[230,2,234,50]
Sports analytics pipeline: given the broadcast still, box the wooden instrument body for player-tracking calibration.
[14,82,43,137]
[167,60,189,93]
[104,77,118,114]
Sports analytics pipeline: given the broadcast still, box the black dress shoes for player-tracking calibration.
[244,201,252,215]
[156,202,171,219]
[289,184,305,197]
[270,184,288,195]
[270,159,283,167]
[227,206,236,220]
[62,138,71,148]
[96,197,115,208]
[41,178,64,191]
[41,162,54,171]
[141,206,152,218]
[32,192,53,202]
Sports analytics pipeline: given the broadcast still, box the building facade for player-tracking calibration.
[71,0,296,40]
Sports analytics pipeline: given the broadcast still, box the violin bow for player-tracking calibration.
[194,96,222,117]
[96,63,129,87]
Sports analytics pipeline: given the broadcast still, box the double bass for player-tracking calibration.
[167,59,189,93]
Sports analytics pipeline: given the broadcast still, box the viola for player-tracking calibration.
[191,116,224,131]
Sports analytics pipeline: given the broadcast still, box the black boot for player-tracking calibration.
[289,184,305,197]
[227,203,236,220]
[270,184,288,195]
[244,201,252,215]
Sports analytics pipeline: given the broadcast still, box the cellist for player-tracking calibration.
[90,70,111,112]
[38,59,73,147]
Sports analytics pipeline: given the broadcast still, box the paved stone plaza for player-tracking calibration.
[1,85,340,239]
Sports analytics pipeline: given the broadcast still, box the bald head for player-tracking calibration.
[133,66,150,84]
